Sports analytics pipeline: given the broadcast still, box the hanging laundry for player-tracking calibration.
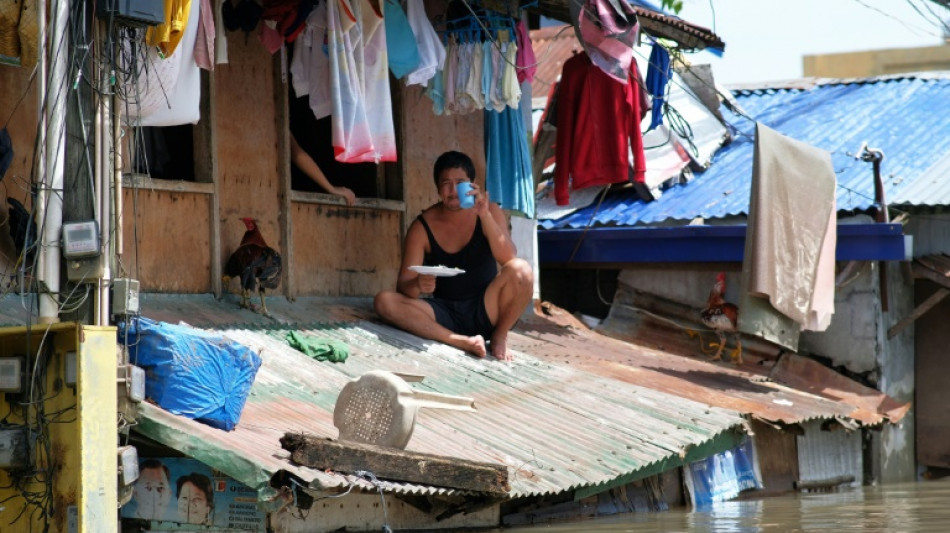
[484,106,534,218]
[743,123,836,333]
[129,0,202,126]
[424,10,522,115]
[554,51,646,206]
[501,38,521,109]
[327,0,396,162]
[147,0,193,58]
[514,18,536,84]
[221,0,262,35]
[261,0,316,45]
[405,0,445,87]
[355,0,397,162]
[577,0,639,84]
[645,41,671,131]
[425,66,446,115]
[290,3,332,119]
[327,0,372,161]
[384,0,420,79]
[194,0,215,70]
[214,0,228,64]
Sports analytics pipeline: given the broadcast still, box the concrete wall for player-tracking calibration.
[612,262,918,483]
[799,262,879,374]
[877,260,916,483]
[804,45,950,78]
[905,214,950,257]
[795,261,916,483]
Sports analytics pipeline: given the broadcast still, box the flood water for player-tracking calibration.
[501,479,950,532]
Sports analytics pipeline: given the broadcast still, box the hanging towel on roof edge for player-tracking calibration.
[738,123,836,351]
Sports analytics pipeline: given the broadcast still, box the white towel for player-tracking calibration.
[745,122,836,331]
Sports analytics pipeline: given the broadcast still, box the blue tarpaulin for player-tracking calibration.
[684,437,762,507]
[118,317,262,431]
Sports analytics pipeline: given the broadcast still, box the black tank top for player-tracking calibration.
[418,215,497,301]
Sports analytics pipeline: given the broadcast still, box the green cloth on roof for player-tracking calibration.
[285,331,349,363]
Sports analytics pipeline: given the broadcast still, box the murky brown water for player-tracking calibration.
[501,479,950,532]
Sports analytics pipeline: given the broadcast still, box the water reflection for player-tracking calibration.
[501,479,950,532]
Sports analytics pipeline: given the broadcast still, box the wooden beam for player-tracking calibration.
[888,288,950,339]
[280,433,510,495]
[274,49,294,300]
[913,261,950,288]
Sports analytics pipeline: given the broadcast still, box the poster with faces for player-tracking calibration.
[121,457,266,531]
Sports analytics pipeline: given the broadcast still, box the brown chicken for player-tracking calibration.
[700,272,742,364]
[223,217,282,316]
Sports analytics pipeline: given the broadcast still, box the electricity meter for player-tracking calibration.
[62,221,100,259]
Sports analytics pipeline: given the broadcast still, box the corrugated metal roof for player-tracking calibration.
[532,1,724,52]
[131,304,746,501]
[130,295,907,503]
[529,25,582,101]
[541,75,950,229]
[539,296,906,427]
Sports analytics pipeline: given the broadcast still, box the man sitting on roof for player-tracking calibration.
[374,151,533,361]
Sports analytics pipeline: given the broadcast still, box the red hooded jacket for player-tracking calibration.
[554,52,647,205]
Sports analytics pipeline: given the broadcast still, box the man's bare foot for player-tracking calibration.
[490,333,512,361]
[454,335,487,358]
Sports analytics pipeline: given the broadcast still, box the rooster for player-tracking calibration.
[223,217,282,316]
[700,272,742,364]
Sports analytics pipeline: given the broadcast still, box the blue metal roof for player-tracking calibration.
[541,75,950,230]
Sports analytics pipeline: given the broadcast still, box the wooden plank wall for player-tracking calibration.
[915,279,950,469]
[399,84,485,229]
[291,203,402,296]
[214,36,283,297]
[0,65,38,274]
[0,65,38,191]
[120,189,212,292]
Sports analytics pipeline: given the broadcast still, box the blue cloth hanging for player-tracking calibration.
[385,0,421,79]
[484,105,534,218]
[646,42,671,131]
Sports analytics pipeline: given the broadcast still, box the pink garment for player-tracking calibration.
[578,0,639,84]
[514,18,536,84]
[259,22,284,54]
[194,0,215,70]
[353,0,396,162]
[328,0,372,161]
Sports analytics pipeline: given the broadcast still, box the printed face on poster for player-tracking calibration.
[122,457,266,531]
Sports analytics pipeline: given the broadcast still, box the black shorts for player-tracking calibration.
[426,295,494,339]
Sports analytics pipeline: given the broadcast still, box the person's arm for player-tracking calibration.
[473,188,517,264]
[290,134,356,206]
[395,220,435,298]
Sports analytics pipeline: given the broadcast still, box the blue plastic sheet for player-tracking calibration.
[684,437,762,507]
[118,317,262,431]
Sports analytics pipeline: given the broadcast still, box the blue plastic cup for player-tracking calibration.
[456,182,475,208]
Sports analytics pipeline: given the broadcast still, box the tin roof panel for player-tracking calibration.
[541,76,950,229]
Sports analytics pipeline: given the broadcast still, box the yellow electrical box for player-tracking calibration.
[0,323,118,533]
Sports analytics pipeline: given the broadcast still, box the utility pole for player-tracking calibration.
[62,0,98,324]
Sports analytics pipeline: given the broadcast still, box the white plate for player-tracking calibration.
[409,265,466,277]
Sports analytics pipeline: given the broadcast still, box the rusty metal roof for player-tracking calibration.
[529,25,582,101]
[131,294,906,504]
[130,313,747,501]
[532,2,724,52]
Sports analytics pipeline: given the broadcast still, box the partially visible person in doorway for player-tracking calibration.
[132,459,172,520]
[374,151,533,360]
[176,472,215,525]
[290,132,356,206]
